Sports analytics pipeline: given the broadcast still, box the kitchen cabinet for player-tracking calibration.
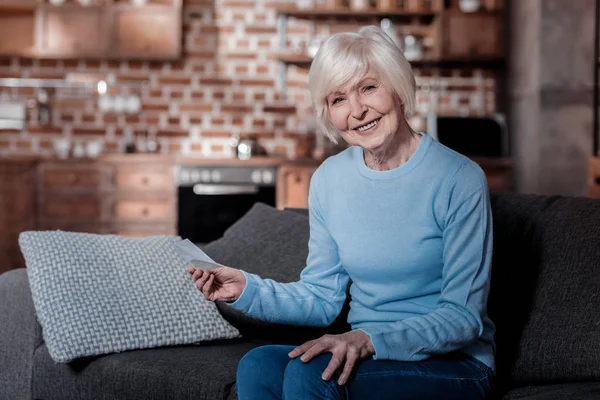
[38,158,176,238]
[37,161,114,233]
[36,5,107,58]
[0,158,37,274]
[439,10,503,60]
[107,158,177,237]
[588,157,600,198]
[0,12,35,56]
[110,6,181,60]
[475,158,512,192]
[277,163,319,210]
[0,1,181,60]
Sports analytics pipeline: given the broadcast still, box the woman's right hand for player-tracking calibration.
[188,265,246,303]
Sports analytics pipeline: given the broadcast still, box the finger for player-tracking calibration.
[188,266,195,274]
[288,341,314,359]
[194,271,210,290]
[338,351,359,385]
[202,273,216,299]
[300,341,328,363]
[321,354,344,381]
[191,269,204,283]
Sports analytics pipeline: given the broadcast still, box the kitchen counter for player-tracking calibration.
[0,154,301,167]
[0,153,512,170]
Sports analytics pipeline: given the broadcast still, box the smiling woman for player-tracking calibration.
[190,26,496,400]
[310,27,422,171]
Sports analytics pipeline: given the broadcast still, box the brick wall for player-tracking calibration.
[0,0,496,158]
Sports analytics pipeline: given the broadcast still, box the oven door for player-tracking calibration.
[178,183,276,245]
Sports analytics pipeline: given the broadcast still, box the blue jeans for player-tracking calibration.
[236,344,494,400]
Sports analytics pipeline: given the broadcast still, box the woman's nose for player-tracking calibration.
[349,97,367,120]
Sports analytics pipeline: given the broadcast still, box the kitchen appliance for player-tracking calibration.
[176,165,277,244]
[0,101,26,130]
[426,114,509,157]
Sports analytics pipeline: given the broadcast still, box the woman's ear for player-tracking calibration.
[394,93,405,113]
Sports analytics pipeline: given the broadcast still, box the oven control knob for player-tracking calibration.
[262,170,274,184]
[211,170,221,183]
[179,170,190,185]
[190,170,201,183]
[201,170,211,182]
[251,170,262,184]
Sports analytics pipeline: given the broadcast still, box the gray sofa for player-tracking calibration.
[2,192,600,400]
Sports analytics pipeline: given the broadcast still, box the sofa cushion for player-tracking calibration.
[32,340,268,400]
[487,193,600,388]
[0,268,43,400]
[204,203,350,342]
[19,232,240,363]
[502,382,600,400]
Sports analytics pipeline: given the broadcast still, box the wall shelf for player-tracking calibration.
[276,7,438,18]
[0,1,36,12]
[275,4,505,95]
[276,52,505,68]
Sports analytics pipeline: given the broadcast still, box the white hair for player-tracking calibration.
[308,25,416,144]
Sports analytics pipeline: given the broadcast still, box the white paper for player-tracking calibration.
[172,239,220,269]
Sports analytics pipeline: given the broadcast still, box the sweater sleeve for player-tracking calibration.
[227,168,350,327]
[359,165,493,361]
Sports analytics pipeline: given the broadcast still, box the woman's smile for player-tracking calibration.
[354,117,381,134]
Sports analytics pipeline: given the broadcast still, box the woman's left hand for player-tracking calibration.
[288,330,376,385]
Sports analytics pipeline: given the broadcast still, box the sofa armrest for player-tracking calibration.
[0,268,43,400]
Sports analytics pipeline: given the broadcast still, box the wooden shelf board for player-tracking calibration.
[0,1,36,12]
[276,7,438,18]
[276,53,505,67]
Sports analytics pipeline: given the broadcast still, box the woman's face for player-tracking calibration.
[326,70,401,151]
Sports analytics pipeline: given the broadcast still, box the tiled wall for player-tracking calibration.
[0,0,496,158]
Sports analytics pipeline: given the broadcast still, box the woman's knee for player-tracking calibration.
[237,345,287,380]
[283,354,341,399]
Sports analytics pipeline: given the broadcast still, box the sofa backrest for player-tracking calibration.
[208,194,600,390]
[488,192,600,389]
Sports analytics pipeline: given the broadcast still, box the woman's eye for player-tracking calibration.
[332,97,344,104]
[364,85,376,92]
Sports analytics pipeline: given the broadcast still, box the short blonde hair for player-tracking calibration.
[308,25,416,144]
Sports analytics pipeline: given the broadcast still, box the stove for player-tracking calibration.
[176,164,277,244]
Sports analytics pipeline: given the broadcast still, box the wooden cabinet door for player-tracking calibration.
[588,157,600,198]
[277,164,319,210]
[0,159,37,272]
[441,11,502,59]
[37,6,106,58]
[0,13,35,56]
[110,7,181,59]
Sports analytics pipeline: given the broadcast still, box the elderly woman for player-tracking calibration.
[189,26,495,399]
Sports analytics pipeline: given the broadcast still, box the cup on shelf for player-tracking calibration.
[72,142,86,158]
[459,0,481,12]
[52,138,71,160]
[403,35,423,61]
[86,141,104,158]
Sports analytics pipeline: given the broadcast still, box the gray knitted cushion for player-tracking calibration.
[19,231,240,363]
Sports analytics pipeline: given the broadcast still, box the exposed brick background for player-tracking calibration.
[0,0,496,158]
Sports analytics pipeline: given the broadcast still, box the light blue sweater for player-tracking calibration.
[229,133,496,370]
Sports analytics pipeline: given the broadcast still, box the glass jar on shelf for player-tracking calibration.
[402,34,423,61]
[324,0,351,10]
[378,0,408,11]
